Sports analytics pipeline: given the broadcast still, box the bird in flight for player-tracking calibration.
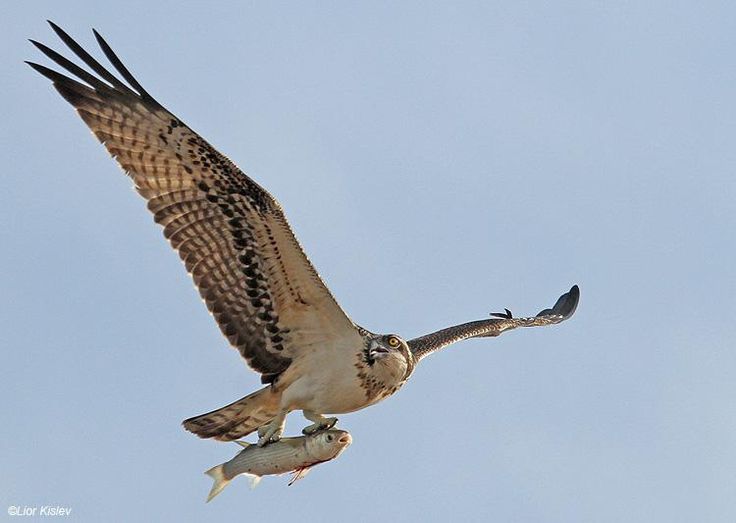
[28,22,579,446]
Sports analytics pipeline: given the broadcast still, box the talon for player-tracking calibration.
[302,416,338,435]
[257,433,280,447]
[301,424,318,435]
[257,427,283,447]
[256,412,286,446]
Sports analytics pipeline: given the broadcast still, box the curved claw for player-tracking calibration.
[257,435,277,447]
[257,428,283,447]
[256,413,286,446]
[302,417,338,435]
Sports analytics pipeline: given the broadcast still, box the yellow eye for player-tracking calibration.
[388,336,400,348]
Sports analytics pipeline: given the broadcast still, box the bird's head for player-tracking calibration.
[363,334,415,380]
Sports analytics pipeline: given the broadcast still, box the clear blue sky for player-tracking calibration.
[3,2,735,521]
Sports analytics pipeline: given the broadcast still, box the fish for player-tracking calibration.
[205,429,352,501]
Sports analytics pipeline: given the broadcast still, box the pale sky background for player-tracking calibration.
[2,2,735,522]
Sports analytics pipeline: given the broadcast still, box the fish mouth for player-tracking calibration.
[338,433,352,445]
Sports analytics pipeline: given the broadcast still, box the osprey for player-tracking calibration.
[28,23,579,446]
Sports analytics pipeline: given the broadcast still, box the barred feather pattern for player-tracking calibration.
[28,23,357,378]
[408,285,579,362]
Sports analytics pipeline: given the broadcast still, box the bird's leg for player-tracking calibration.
[257,411,287,447]
[301,410,338,434]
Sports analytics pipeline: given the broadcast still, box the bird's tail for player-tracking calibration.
[204,464,231,502]
[183,386,280,441]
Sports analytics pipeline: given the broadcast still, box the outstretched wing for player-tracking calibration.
[28,22,359,380]
[408,285,579,362]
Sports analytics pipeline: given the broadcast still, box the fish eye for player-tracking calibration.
[388,336,400,348]
[326,434,333,441]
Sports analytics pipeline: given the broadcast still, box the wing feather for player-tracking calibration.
[29,23,359,377]
[408,285,579,362]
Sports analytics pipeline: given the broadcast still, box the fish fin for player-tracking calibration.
[204,464,230,503]
[246,473,262,489]
[235,440,251,448]
[288,466,312,486]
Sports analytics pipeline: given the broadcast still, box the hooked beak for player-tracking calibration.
[370,346,390,359]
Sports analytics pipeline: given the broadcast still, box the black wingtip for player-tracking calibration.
[28,39,54,57]
[558,284,580,318]
[537,284,580,320]
[47,20,61,34]
[25,60,62,81]
[91,27,159,106]
[490,308,513,319]
[47,20,68,39]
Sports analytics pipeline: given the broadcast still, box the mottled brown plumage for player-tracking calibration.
[29,22,354,381]
[408,285,580,362]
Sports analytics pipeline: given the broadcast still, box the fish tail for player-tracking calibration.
[204,464,230,502]
[183,386,280,441]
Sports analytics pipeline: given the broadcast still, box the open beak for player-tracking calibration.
[370,346,390,359]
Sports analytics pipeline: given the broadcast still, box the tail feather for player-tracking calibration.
[205,464,230,502]
[183,386,280,441]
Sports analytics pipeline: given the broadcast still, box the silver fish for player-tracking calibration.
[205,429,352,501]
